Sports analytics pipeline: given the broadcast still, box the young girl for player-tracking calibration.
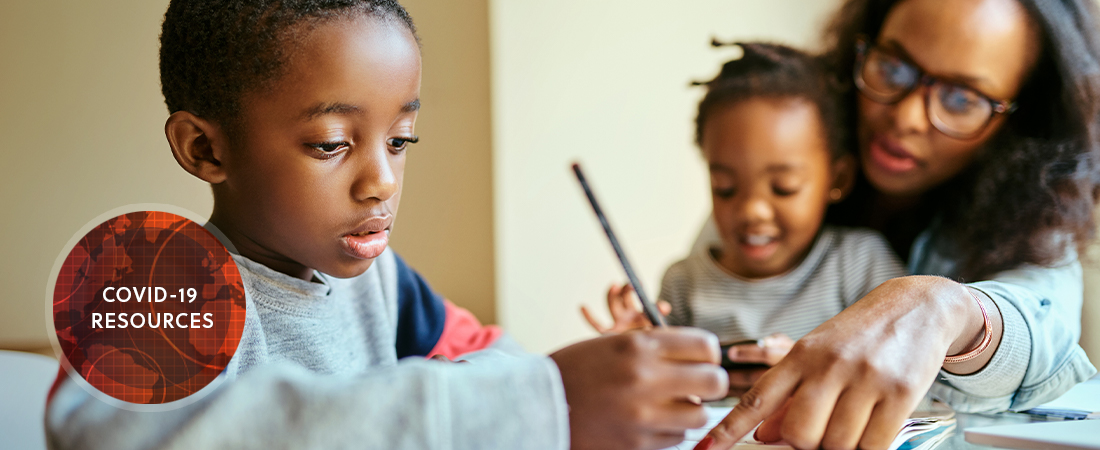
[585,43,905,372]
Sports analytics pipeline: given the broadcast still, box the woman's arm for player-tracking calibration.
[935,260,1096,411]
[694,271,1094,450]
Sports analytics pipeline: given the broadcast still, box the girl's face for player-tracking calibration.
[704,98,852,279]
[213,18,421,280]
[857,0,1040,198]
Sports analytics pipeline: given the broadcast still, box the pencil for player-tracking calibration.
[572,163,703,405]
[571,163,667,328]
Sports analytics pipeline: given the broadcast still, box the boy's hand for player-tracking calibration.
[550,327,728,450]
[581,284,672,334]
[725,333,793,391]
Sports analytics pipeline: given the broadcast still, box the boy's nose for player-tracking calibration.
[351,145,399,202]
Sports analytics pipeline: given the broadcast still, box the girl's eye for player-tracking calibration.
[309,141,350,153]
[388,136,419,151]
[712,187,736,199]
[773,185,800,196]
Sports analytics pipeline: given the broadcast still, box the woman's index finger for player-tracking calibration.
[697,365,801,450]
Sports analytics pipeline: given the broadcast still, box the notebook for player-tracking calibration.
[964,420,1100,450]
[962,376,1100,449]
[1019,377,1100,420]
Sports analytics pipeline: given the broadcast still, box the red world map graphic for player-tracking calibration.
[52,211,245,404]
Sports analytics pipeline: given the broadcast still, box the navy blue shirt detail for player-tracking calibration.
[393,254,447,358]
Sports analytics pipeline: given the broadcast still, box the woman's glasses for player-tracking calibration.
[854,37,1016,139]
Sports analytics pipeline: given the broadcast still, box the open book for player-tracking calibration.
[661,399,956,450]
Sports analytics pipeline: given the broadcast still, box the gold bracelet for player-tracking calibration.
[944,288,993,364]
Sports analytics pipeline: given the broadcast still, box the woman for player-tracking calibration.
[698,0,1100,449]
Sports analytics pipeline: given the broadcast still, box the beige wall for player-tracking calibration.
[393,0,496,324]
[490,0,844,353]
[0,1,202,349]
[0,0,495,350]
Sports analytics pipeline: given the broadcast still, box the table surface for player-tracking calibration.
[940,411,1068,450]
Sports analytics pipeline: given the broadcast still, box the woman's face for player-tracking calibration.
[857,0,1040,197]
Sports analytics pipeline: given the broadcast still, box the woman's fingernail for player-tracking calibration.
[727,347,738,359]
[693,436,714,450]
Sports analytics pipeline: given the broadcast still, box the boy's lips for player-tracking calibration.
[341,229,390,260]
[341,215,393,260]
[347,215,392,236]
[869,135,919,174]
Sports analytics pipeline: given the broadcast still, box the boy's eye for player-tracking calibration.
[308,141,350,153]
[388,136,419,151]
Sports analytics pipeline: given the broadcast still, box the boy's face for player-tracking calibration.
[702,98,840,279]
[213,18,421,280]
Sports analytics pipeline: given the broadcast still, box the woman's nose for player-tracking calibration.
[890,88,931,135]
[351,145,398,202]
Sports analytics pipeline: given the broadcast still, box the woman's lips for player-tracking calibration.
[868,136,919,174]
[341,230,390,260]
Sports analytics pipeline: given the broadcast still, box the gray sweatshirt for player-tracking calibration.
[46,249,570,449]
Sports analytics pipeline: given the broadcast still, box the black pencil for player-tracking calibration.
[571,163,667,327]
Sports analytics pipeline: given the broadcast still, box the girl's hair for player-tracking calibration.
[160,0,417,129]
[823,0,1100,280]
[695,42,847,159]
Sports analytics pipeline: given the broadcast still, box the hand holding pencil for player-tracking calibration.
[568,163,729,449]
[550,328,728,450]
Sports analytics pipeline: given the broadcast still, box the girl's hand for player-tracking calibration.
[551,327,729,450]
[725,333,794,391]
[695,276,1000,450]
[581,283,672,334]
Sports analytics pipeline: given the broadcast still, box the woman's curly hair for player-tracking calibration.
[823,0,1100,280]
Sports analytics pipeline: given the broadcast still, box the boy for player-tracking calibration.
[45,1,727,449]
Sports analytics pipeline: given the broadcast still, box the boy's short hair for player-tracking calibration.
[159,0,418,128]
[694,42,847,159]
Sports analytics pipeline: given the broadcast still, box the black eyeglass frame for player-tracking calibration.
[853,36,1018,139]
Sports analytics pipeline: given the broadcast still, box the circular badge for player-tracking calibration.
[51,210,245,405]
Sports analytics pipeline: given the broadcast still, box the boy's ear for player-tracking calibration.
[165,111,230,184]
[828,153,857,203]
